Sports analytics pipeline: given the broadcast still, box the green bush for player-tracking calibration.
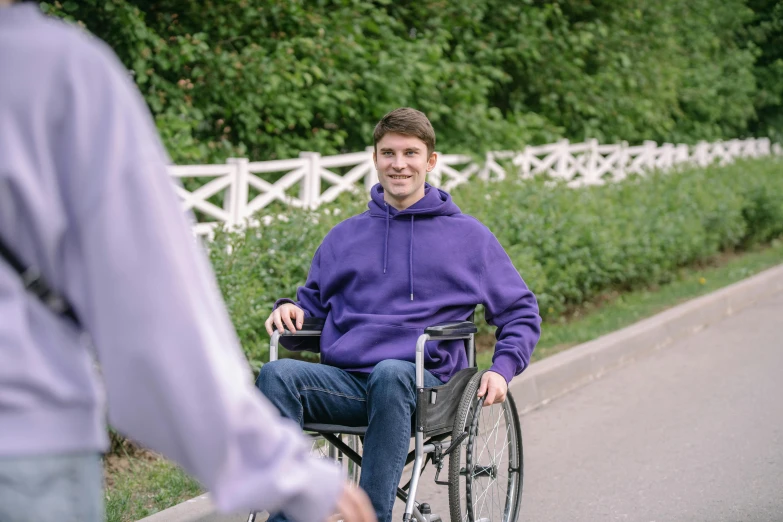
[39,0,779,163]
[208,194,367,366]
[209,157,783,366]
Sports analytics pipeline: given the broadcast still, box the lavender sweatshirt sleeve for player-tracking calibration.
[480,234,542,383]
[60,35,342,520]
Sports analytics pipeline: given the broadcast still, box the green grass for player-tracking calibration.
[105,454,202,522]
[477,238,783,369]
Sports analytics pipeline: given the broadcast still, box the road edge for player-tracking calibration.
[508,262,783,413]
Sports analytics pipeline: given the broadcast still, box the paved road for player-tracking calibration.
[163,290,783,522]
[515,290,783,522]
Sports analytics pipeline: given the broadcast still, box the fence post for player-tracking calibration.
[517,147,532,179]
[225,157,249,228]
[555,139,570,180]
[643,140,657,173]
[692,141,709,167]
[299,152,322,209]
[662,143,674,169]
[586,138,599,183]
[615,141,629,181]
[364,146,378,192]
[480,152,492,181]
[728,139,740,162]
[674,144,689,165]
[746,138,757,158]
[761,138,771,156]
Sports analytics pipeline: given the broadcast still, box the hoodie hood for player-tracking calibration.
[368,183,462,218]
[368,183,461,300]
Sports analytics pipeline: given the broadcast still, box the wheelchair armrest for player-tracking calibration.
[269,318,325,362]
[279,317,325,335]
[415,321,479,386]
[424,320,478,338]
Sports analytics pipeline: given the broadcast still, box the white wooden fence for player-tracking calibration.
[169,137,779,238]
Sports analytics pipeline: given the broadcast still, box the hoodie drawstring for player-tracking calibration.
[383,204,390,274]
[381,205,415,301]
[409,216,414,300]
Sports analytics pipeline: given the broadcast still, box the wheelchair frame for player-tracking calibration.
[249,317,523,522]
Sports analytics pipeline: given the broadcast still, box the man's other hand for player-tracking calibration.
[477,371,508,406]
[327,482,377,522]
[265,303,305,336]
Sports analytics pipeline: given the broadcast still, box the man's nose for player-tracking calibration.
[391,154,405,170]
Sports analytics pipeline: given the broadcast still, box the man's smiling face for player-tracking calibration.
[373,132,437,211]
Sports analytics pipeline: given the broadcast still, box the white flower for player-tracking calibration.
[277,214,289,222]
[334,208,342,215]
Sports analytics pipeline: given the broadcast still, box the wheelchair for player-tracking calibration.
[248,316,524,522]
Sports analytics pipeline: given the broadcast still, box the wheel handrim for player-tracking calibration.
[461,398,521,522]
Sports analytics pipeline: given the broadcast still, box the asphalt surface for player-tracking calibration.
[515,290,783,521]
[158,290,783,522]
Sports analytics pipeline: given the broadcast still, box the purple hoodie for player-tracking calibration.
[278,184,541,383]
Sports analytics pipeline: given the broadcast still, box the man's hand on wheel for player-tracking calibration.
[327,482,377,522]
[265,303,305,336]
[477,371,508,406]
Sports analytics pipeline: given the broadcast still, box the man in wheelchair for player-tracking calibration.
[257,107,541,522]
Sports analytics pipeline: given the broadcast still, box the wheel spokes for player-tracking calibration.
[461,401,520,522]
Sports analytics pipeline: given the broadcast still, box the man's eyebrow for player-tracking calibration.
[379,146,422,152]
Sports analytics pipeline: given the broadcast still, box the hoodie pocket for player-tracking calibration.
[322,324,422,371]
[322,323,467,379]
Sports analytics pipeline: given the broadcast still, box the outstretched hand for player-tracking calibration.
[477,371,508,406]
[327,482,377,522]
[265,303,305,336]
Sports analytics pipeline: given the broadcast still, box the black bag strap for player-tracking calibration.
[0,235,82,328]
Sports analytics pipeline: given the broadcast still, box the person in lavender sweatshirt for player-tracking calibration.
[0,2,376,522]
[259,107,542,522]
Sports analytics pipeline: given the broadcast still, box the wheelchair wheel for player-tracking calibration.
[448,371,523,522]
[247,434,362,521]
[309,433,361,483]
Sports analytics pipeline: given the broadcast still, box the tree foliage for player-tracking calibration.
[746,0,783,142]
[41,0,782,163]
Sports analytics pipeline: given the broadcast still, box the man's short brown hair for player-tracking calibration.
[373,107,436,156]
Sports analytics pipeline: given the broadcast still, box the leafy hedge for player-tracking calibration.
[208,157,783,366]
[40,0,782,163]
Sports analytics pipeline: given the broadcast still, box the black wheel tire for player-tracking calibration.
[448,371,524,522]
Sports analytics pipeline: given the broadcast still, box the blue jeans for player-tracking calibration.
[256,359,442,522]
[0,452,104,522]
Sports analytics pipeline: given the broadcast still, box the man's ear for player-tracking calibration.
[428,151,438,171]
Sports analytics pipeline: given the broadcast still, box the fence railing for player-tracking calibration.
[481,138,776,186]
[170,137,779,238]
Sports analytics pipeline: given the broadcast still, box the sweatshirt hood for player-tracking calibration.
[368,183,461,301]
[368,183,461,218]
